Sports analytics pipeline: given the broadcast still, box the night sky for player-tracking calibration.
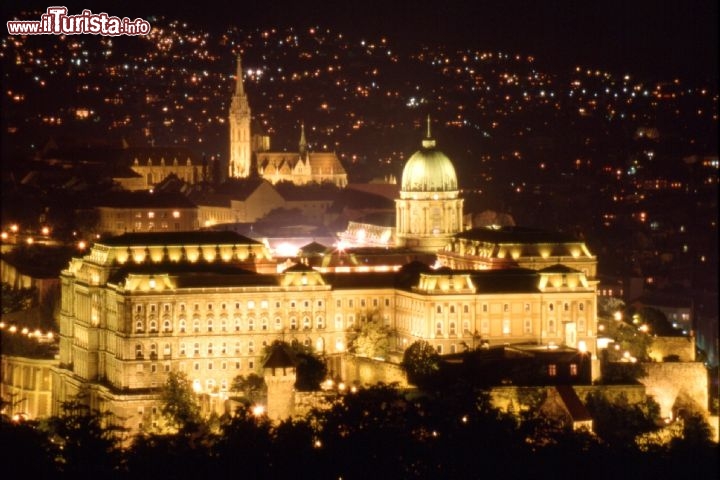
[3,0,718,80]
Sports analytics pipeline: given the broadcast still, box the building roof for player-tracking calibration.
[469,268,542,293]
[555,385,593,422]
[263,343,297,369]
[94,191,197,209]
[455,226,580,244]
[98,230,262,247]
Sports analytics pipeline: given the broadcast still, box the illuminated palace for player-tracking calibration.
[228,55,348,187]
[51,239,598,432]
[51,119,599,430]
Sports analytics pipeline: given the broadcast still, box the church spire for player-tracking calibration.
[235,54,244,95]
[299,122,308,157]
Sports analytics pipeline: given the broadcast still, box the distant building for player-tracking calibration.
[94,191,199,235]
[228,56,348,187]
[190,178,286,227]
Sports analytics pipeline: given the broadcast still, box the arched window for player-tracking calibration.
[435,321,443,336]
[163,319,172,332]
[207,319,213,332]
[316,316,324,329]
[248,318,255,331]
[193,319,200,333]
[449,322,456,336]
[135,344,143,358]
[135,320,144,333]
[149,320,158,333]
[179,319,186,333]
[303,316,311,330]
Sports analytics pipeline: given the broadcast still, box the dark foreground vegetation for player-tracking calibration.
[2,380,716,480]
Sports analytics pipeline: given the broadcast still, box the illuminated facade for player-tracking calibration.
[51,231,597,431]
[228,56,347,187]
[439,227,598,278]
[256,123,348,187]
[395,118,464,252]
[229,55,253,178]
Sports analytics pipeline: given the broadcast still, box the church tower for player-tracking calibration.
[395,117,464,252]
[229,54,252,178]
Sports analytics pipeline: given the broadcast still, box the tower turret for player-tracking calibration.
[229,54,252,178]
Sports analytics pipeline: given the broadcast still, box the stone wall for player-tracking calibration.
[490,384,648,413]
[340,356,408,387]
[638,362,708,418]
[647,336,696,362]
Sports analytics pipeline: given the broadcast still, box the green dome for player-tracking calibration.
[401,136,458,192]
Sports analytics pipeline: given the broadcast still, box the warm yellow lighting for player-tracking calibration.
[1,232,7,240]
[252,405,265,417]
[41,226,50,235]
[26,237,34,245]
[578,341,587,353]
[10,224,18,233]
[613,311,622,321]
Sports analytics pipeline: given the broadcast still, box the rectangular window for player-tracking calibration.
[524,318,532,334]
[502,319,511,335]
[570,364,578,376]
[548,364,557,376]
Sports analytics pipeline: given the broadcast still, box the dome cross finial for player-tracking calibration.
[426,115,432,139]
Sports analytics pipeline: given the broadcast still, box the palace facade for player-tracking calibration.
[51,229,597,432]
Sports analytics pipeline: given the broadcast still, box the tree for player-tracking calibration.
[401,340,440,388]
[231,373,266,403]
[42,399,126,478]
[293,346,327,391]
[159,371,202,432]
[348,309,393,359]
[1,282,36,313]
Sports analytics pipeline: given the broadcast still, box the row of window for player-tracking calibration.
[135,340,263,359]
[132,297,393,314]
[435,302,585,313]
[133,316,329,334]
[427,316,588,337]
